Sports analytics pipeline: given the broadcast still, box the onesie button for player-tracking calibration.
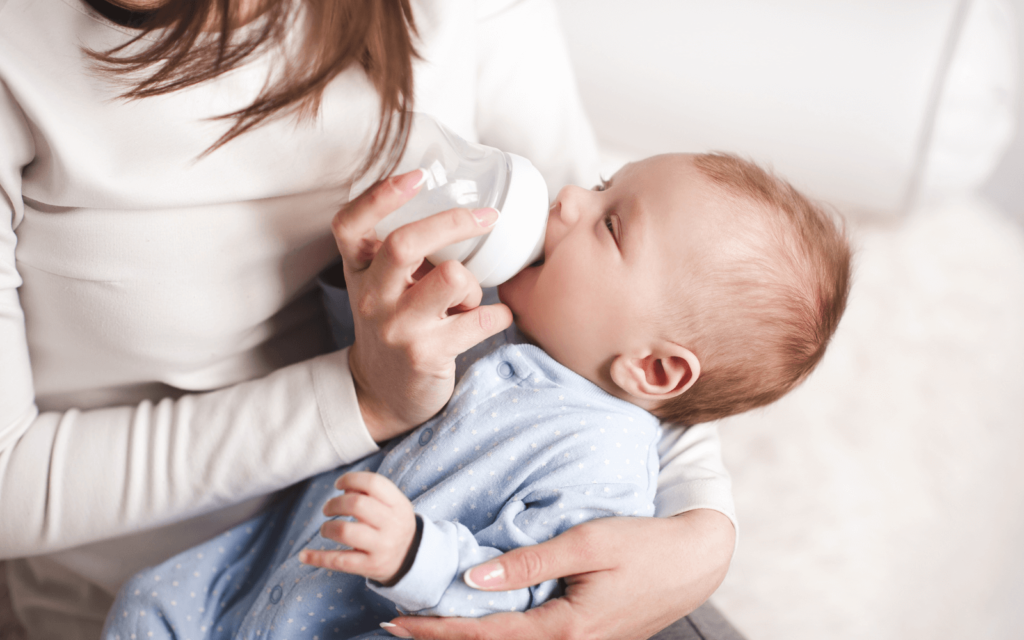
[418,428,433,446]
[497,361,515,378]
[269,585,283,604]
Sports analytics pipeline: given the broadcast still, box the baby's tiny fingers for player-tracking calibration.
[299,549,370,576]
[320,519,379,551]
[322,492,390,529]
[335,472,408,509]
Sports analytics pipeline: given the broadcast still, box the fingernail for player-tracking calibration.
[298,551,311,565]
[463,562,504,589]
[472,207,499,227]
[393,168,428,193]
[380,622,413,638]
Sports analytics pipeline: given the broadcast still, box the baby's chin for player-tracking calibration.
[496,261,541,318]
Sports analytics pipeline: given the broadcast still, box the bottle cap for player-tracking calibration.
[464,153,548,287]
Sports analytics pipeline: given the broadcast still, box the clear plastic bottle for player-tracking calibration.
[352,113,549,287]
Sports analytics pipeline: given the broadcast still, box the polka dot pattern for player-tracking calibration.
[104,328,661,640]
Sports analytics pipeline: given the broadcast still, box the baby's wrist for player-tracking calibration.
[378,515,424,587]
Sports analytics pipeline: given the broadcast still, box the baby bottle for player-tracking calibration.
[353,113,549,287]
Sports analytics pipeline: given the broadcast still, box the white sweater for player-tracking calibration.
[0,0,734,632]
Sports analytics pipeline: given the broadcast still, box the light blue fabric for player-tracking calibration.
[102,286,662,640]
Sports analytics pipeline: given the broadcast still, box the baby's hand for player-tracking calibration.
[299,471,417,585]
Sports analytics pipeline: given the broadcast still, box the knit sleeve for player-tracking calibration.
[0,82,378,559]
[655,424,738,539]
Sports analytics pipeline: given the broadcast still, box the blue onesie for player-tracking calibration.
[102,286,663,640]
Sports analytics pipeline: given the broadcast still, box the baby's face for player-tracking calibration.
[498,154,727,400]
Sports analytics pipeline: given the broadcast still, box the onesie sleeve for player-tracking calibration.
[369,416,660,616]
[475,0,601,197]
[370,481,655,616]
[0,84,377,559]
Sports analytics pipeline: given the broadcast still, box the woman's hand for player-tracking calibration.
[384,509,736,640]
[333,169,513,442]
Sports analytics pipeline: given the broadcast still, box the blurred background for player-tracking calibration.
[552,0,1024,638]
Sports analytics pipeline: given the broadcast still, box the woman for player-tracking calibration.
[0,1,736,638]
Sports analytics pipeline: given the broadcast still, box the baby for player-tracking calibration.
[102,153,851,640]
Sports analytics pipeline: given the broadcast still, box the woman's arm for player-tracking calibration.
[0,84,507,561]
[0,77,387,560]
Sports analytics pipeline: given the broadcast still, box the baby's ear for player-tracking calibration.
[609,343,700,405]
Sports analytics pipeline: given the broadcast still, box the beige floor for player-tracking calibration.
[712,195,1024,640]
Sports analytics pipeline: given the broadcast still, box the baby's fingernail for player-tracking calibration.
[298,551,311,564]
[463,562,504,589]
[392,168,427,193]
[380,622,412,638]
[472,207,499,227]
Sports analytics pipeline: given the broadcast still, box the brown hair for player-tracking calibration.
[88,0,418,175]
[655,153,852,426]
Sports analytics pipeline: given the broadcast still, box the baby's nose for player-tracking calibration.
[553,186,586,225]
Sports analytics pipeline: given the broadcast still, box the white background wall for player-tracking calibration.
[703,3,1024,638]
[983,0,1024,218]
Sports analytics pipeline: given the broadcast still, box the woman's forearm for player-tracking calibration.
[0,350,376,558]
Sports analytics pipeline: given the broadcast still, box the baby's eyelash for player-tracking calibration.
[604,214,621,248]
[593,176,611,192]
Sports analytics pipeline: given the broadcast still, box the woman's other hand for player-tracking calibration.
[384,509,736,640]
[333,169,513,442]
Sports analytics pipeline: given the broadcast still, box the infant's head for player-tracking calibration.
[497,153,852,425]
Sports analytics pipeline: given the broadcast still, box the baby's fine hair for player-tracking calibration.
[655,153,852,426]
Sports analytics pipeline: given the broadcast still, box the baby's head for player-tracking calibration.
[497,153,852,425]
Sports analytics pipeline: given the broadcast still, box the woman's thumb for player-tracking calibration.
[449,302,513,355]
[462,536,581,591]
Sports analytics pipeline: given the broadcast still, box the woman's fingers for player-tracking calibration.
[333,171,505,440]
[400,260,482,321]
[383,259,510,357]
[332,169,427,271]
[389,601,578,640]
[437,301,513,358]
[372,206,498,299]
